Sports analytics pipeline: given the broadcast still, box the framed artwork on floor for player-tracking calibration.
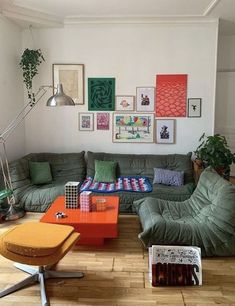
[88,78,115,111]
[78,113,94,131]
[188,98,202,117]
[113,113,154,143]
[156,74,187,117]
[115,95,135,111]
[156,119,175,144]
[96,113,110,130]
[136,87,155,112]
[53,64,84,105]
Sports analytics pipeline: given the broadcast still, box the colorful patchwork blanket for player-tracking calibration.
[80,176,152,193]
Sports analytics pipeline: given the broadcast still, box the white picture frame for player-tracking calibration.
[79,113,94,131]
[136,87,155,112]
[156,119,175,144]
[115,95,135,111]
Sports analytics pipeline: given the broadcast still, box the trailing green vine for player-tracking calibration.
[19,48,45,105]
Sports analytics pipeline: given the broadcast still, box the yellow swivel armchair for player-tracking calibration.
[0,222,84,306]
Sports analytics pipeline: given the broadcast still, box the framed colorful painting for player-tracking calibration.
[136,87,155,112]
[53,64,84,105]
[156,74,187,117]
[88,78,115,111]
[78,113,94,131]
[188,98,202,117]
[113,113,154,143]
[96,113,110,130]
[156,119,175,144]
[116,95,135,111]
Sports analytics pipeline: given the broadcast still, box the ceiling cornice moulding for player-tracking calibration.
[2,4,63,27]
[1,2,219,28]
[64,16,218,26]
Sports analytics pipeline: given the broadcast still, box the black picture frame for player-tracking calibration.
[187,98,202,118]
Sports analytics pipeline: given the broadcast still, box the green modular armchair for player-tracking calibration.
[134,168,235,257]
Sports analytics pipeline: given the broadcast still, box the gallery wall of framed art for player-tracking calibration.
[53,64,203,148]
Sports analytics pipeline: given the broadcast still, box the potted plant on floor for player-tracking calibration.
[194,133,235,180]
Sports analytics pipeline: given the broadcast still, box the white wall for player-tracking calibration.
[23,22,218,155]
[0,15,25,161]
[217,35,235,71]
[215,34,235,175]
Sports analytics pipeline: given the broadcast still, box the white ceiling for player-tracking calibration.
[1,0,235,34]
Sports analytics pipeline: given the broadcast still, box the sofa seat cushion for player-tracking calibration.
[16,182,65,212]
[90,182,194,213]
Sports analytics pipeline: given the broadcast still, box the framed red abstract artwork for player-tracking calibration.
[156,74,187,117]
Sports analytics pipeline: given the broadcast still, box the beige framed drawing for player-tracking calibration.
[53,64,84,105]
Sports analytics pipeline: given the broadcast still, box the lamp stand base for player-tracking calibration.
[3,205,25,221]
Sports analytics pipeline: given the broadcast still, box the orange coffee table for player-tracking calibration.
[40,195,119,245]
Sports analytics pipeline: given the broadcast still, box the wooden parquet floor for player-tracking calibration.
[0,213,235,306]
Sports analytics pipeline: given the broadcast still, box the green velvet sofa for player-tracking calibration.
[7,151,194,213]
[134,168,235,257]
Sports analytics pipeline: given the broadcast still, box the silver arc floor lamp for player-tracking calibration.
[0,84,75,221]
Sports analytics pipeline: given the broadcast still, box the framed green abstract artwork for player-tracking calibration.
[88,78,115,111]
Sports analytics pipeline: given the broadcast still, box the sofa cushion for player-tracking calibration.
[94,160,117,182]
[17,182,65,212]
[153,168,184,186]
[29,161,52,185]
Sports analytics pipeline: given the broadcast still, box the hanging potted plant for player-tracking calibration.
[194,133,235,180]
[19,48,45,105]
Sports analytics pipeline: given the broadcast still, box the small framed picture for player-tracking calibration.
[97,113,110,130]
[53,64,84,105]
[156,119,175,144]
[188,98,202,117]
[136,87,155,112]
[116,95,135,111]
[78,113,94,131]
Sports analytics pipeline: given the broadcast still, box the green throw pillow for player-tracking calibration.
[29,161,53,185]
[94,160,117,183]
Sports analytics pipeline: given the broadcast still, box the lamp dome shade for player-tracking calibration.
[46,84,75,106]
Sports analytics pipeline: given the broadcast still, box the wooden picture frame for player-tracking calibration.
[115,95,135,111]
[188,98,202,117]
[78,113,94,131]
[136,87,155,112]
[53,64,84,105]
[156,119,175,144]
[113,113,154,143]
